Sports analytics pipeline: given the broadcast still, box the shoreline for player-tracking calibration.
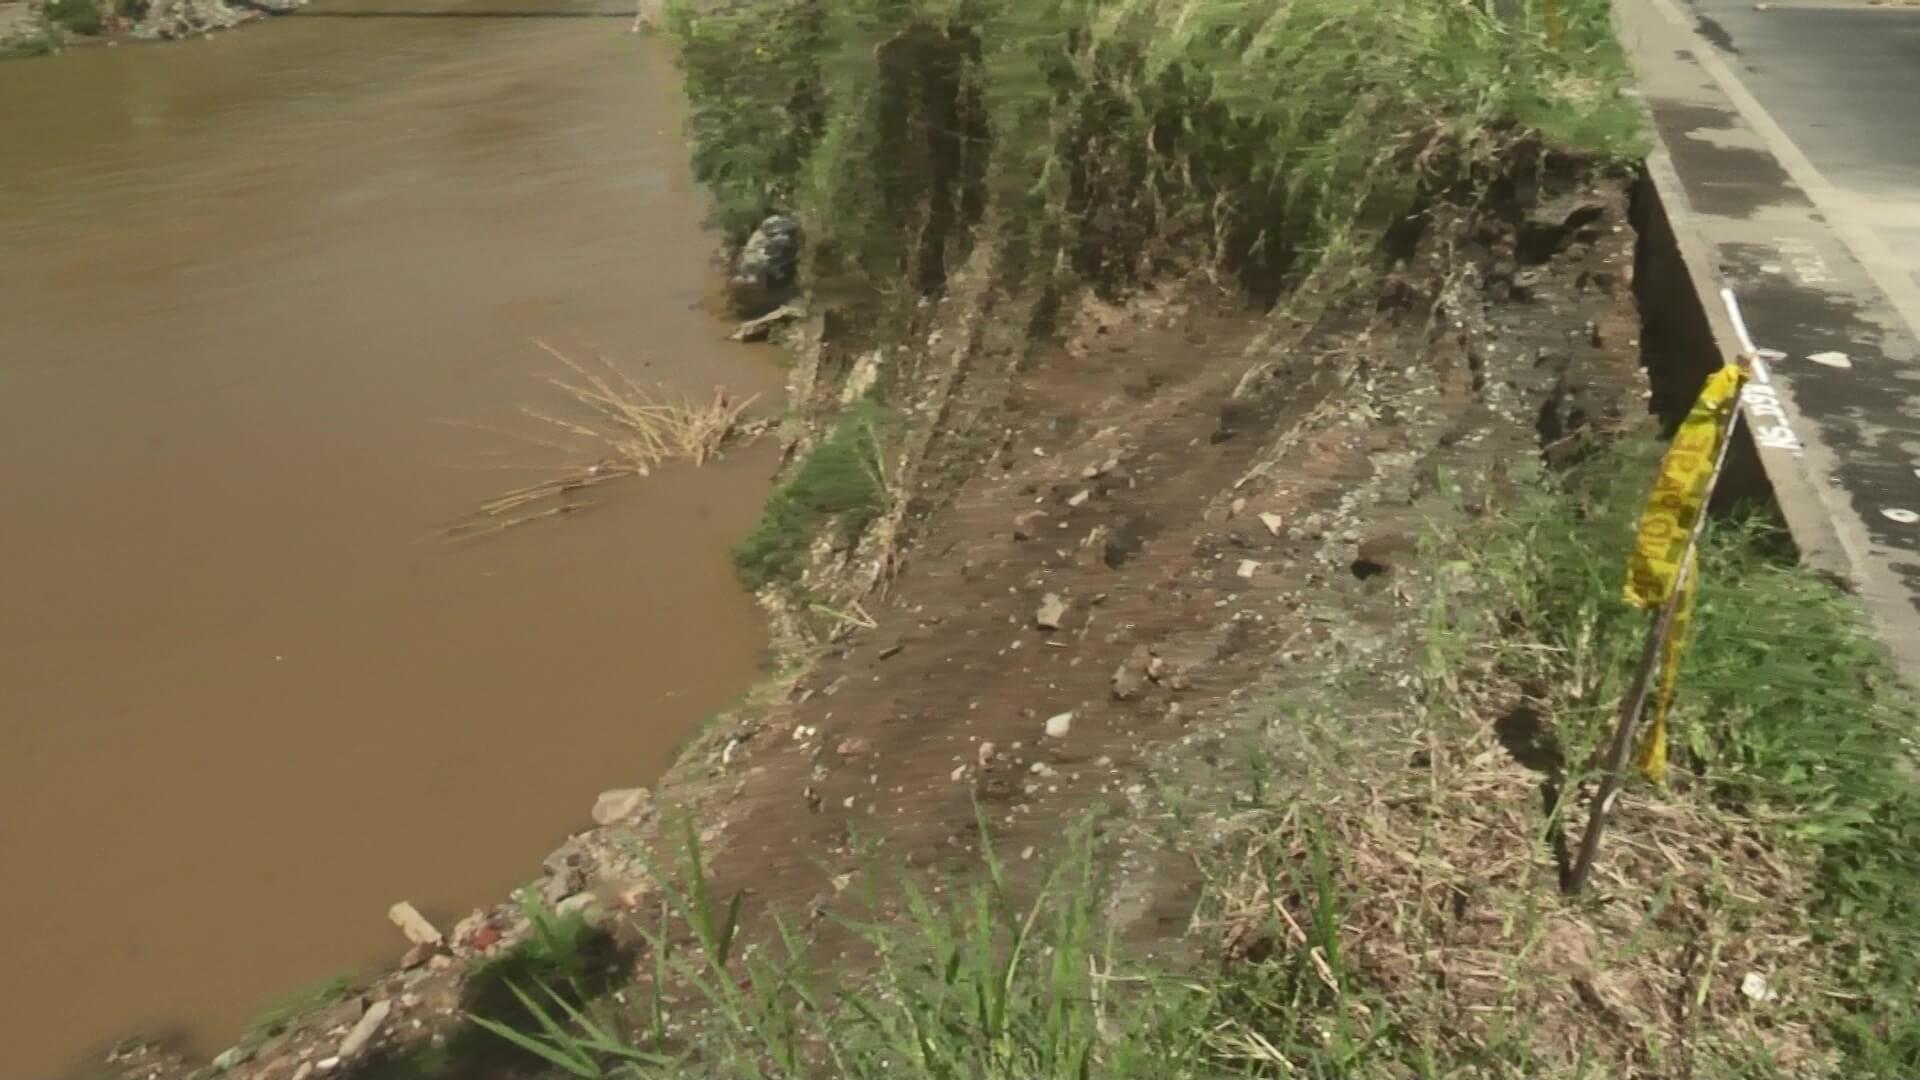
[86,0,1920,1075]
[0,0,303,58]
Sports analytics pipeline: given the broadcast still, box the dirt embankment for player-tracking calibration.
[100,148,1650,1080]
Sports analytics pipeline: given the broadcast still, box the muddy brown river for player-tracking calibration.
[0,8,782,1076]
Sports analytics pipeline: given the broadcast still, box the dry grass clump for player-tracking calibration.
[1202,701,1835,1079]
[451,342,762,537]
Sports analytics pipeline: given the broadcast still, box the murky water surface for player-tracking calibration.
[0,8,779,1075]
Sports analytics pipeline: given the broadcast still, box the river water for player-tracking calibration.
[0,8,782,1076]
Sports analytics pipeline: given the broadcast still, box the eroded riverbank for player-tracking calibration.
[0,9,779,1076]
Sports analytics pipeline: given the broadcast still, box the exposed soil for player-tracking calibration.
[105,160,1654,1080]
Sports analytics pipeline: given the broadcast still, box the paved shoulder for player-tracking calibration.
[1618,0,1920,676]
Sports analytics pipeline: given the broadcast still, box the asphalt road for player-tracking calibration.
[1619,0,1920,676]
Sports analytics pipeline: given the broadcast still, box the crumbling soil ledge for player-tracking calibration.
[99,154,1659,1080]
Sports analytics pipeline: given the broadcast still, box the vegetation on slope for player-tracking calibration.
[671,0,1642,295]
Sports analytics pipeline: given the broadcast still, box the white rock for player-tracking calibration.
[290,1064,314,1080]
[592,787,652,826]
[387,901,442,947]
[338,1000,391,1061]
[1035,593,1068,630]
[1259,512,1284,536]
[1067,490,1091,507]
[1236,559,1260,580]
[1044,712,1074,738]
[1806,350,1852,369]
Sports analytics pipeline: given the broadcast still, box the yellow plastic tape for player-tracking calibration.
[1624,365,1744,610]
[1635,550,1698,785]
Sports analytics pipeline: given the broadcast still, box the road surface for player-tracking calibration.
[1619,0,1920,677]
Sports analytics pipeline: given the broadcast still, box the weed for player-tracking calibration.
[670,0,1644,301]
[1469,437,1920,1076]
[732,403,890,589]
[44,0,101,35]
[0,30,60,57]
[246,973,358,1043]
[468,889,603,994]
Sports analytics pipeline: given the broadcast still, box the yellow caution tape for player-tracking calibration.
[1624,364,1742,782]
[1624,365,1744,610]
[1635,549,1698,785]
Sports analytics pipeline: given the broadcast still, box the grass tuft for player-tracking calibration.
[245,973,358,1044]
[1467,438,1920,1076]
[44,0,101,35]
[732,403,890,589]
[670,0,1645,299]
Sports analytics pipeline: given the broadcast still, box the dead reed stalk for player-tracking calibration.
[449,341,762,538]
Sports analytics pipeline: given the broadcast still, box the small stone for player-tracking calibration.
[316,1060,341,1076]
[1259,512,1284,536]
[212,1046,252,1071]
[1111,660,1145,701]
[291,1064,315,1080]
[468,925,502,953]
[1035,593,1069,630]
[1146,655,1169,682]
[1741,971,1777,1003]
[1229,497,1247,517]
[836,737,874,758]
[977,741,996,767]
[592,787,652,826]
[387,901,443,947]
[1066,490,1092,508]
[556,893,601,919]
[950,763,969,782]
[1044,712,1074,738]
[338,1000,391,1061]
[542,865,587,906]
[1236,559,1260,580]
[400,942,438,970]
[1013,510,1049,540]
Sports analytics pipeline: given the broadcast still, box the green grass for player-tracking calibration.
[467,889,606,999]
[670,0,1644,297]
[1470,439,1920,1076]
[245,973,358,1044]
[0,30,60,57]
[485,434,1916,1078]
[44,0,101,36]
[732,404,889,590]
